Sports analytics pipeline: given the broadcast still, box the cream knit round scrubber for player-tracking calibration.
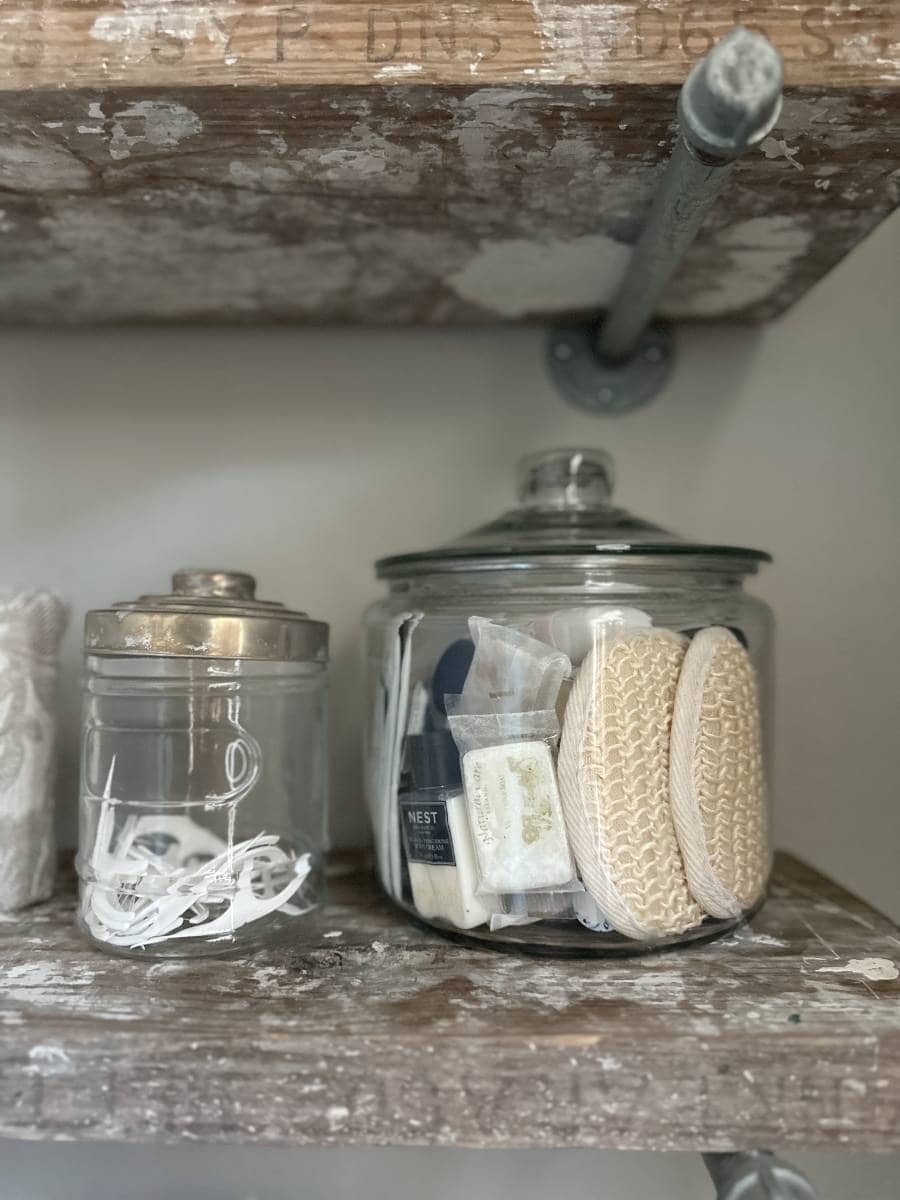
[558,627,703,940]
[670,626,769,918]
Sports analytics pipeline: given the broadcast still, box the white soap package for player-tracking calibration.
[446,625,578,900]
[460,740,576,895]
[445,705,577,897]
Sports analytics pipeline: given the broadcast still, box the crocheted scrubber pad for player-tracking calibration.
[558,627,702,940]
[670,626,770,918]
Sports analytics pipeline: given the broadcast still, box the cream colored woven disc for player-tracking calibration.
[558,628,702,940]
[670,627,769,918]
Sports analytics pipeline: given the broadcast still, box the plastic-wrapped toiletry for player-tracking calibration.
[526,606,653,665]
[460,618,571,714]
[446,689,577,896]
[459,739,574,894]
[399,732,496,929]
[490,887,583,931]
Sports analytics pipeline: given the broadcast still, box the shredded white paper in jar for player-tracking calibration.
[81,764,311,949]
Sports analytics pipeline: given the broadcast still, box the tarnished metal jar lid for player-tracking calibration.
[85,570,328,662]
[376,448,771,579]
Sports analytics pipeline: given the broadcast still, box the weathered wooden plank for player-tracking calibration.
[0,81,897,325]
[0,852,897,1152]
[0,2,897,326]
[1,1,897,90]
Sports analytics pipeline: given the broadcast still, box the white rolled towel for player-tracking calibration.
[0,590,68,911]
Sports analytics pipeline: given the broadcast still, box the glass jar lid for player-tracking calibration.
[85,569,329,662]
[376,449,770,578]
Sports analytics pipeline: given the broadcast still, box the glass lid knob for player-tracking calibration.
[517,448,615,510]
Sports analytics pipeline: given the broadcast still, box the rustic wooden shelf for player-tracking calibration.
[0,1,897,325]
[0,851,897,1152]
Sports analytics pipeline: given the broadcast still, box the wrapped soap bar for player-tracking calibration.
[461,740,575,893]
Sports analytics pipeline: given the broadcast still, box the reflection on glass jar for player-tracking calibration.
[77,570,328,958]
[364,450,773,955]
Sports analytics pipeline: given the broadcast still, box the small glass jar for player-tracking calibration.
[364,450,773,954]
[77,570,328,958]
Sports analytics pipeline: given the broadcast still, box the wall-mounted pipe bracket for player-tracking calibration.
[702,1150,820,1199]
[547,26,783,415]
[548,319,674,415]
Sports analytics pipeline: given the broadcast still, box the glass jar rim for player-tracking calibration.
[376,544,771,580]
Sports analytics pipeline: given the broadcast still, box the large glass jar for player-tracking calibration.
[77,570,328,958]
[364,450,773,954]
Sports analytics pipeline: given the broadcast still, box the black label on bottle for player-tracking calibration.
[400,795,456,866]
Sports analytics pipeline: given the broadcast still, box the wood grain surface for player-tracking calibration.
[1,851,897,1152]
[1,1,897,90]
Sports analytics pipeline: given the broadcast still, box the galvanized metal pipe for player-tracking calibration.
[596,27,784,365]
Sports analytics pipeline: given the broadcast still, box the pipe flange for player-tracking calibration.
[547,320,673,414]
[702,1151,820,1200]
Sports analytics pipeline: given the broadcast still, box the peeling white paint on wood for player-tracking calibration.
[760,136,804,171]
[843,32,897,74]
[375,63,424,80]
[0,82,895,325]
[528,1,629,80]
[26,1043,73,1075]
[816,957,899,982]
[99,100,204,160]
[664,216,814,318]
[90,1,231,55]
[326,1104,351,1130]
[448,233,631,316]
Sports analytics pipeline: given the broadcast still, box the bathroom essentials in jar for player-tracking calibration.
[364,448,773,954]
[0,590,68,911]
[77,570,328,957]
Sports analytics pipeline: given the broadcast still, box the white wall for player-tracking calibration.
[1,211,897,1198]
[0,1142,897,1200]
